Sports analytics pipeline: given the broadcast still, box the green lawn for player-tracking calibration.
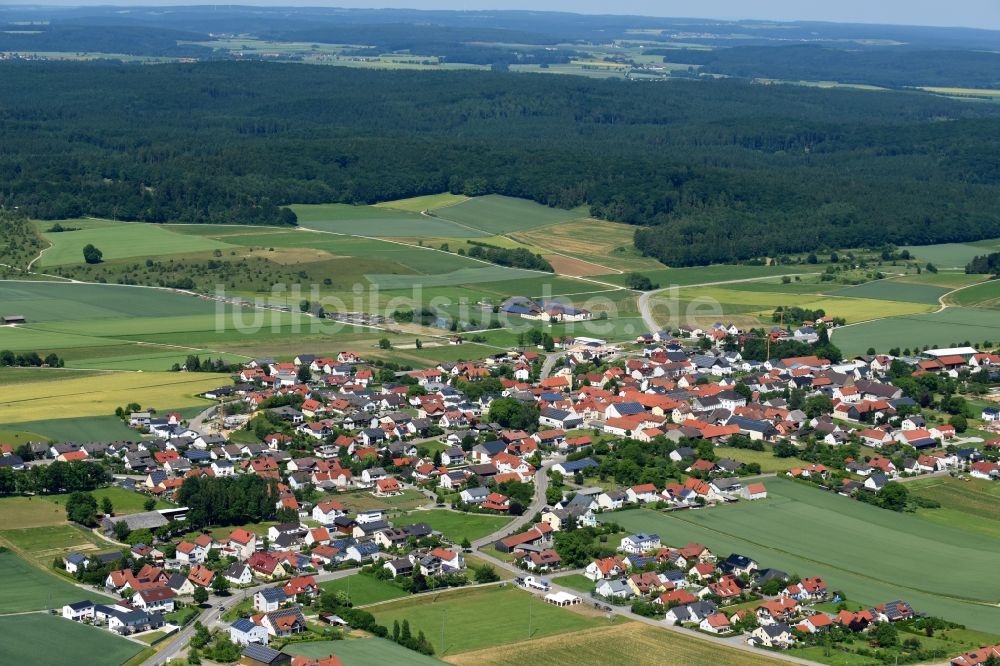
[37,221,233,267]
[430,194,584,234]
[318,574,409,607]
[0,549,113,613]
[551,573,595,594]
[713,446,810,474]
[393,509,512,543]
[42,487,171,515]
[602,477,1000,633]
[283,637,440,665]
[0,614,142,666]
[368,585,607,655]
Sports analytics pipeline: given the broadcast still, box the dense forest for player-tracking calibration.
[692,45,1000,89]
[2,62,1000,265]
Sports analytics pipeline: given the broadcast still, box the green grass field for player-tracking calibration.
[603,477,1000,632]
[283,637,441,665]
[828,280,950,304]
[333,489,428,514]
[594,264,811,288]
[0,549,113,612]
[902,238,1000,269]
[713,446,810,474]
[42,487,171,515]
[0,497,69,529]
[318,574,409,607]
[947,279,1000,307]
[550,573,595,594]
[907,476,1000,539]
[430,194,584,235]
[0,613,141,666]
[292,202,487,238]
[0,414,146,442]
[393,509,512,543]
[368,585,607,655]
[36,221,233,267]
[832,307,1000,355]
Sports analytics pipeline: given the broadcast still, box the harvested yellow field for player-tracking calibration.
[445,623,787,666]
[0,372,224,424]
[919,86,1000,98]
[513,218,662,271]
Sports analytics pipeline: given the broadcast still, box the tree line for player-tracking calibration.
[2,62,1000,264]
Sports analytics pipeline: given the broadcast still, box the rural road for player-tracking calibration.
[145,567,360,666]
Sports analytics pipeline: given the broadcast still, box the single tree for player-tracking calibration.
[82,244,103,264]
[193,585,209,605]
[143,497,157,512]
[100,496,114,516]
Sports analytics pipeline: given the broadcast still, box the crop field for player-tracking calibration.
[892,271,985,289]
[0,371,221,424]
[0,613,140,666]
[42,487,172,515]
[828,280,950,304]
[368,586,608,655]
[429,195,584,234]
[832,307,1000,355]
[447,622,788,666]
[36,222,233,267]
[907,476,1000,539]
[594,264,814,288]
[292,202,486,238]
[946,279,1000,307]
[673,286,935,323]
[0,281,221,323]
[393,509,512,543]
[511,218,664,272]
[284,637,441,665]
[366,265,547,289]
[375,192,468,212]
[0,549,113,613]
[3,414,148,442]
[604,478,1000,632]
[318,574,409,607]
[0,524,117,562]
[901,238,1000,268]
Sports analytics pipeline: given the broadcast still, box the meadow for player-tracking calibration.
[429,195,585,234]
[511,217,664,273]
[36,221,233,267]
[0,372,223,424]
[0,613,141,666]
[0,549,113,613]
[1,414,148,442]
[594,264,814,288]
[368,585,608,655]
[604,478,1000,632]
[284,637,441,665]
[42,487,172,515]
[447,622,788,666]
[712,446,810,474]
[318,573,409,607]
[0,496,69,529]
[374,192,468,212]
[907,476,1000,539]
[393,509,512,543]
[832,307,1000,355]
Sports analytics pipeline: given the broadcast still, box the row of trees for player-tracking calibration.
[0,350,64,367]
[176,475,281,529]
[0,461,112,496]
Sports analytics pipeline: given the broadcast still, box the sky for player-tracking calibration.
[20,1,1000,30]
